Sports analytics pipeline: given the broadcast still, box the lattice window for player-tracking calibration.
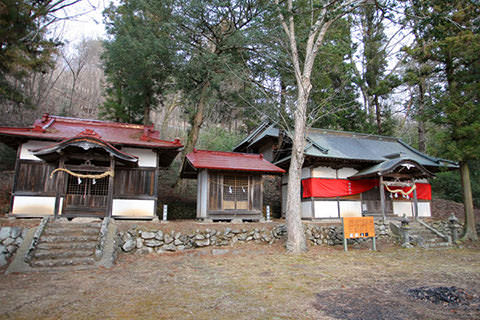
[66,173,109,196]
[223,175,249,210]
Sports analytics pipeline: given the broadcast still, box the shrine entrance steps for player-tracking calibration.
[389,219,451,249]
[6,218,117,274]
[31,221,101,268]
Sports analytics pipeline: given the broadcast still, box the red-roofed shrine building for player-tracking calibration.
[0,114,183,219]
[181,149,285,221]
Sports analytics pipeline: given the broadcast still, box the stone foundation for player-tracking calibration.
[119,221,392,254]
[0,226,26,266]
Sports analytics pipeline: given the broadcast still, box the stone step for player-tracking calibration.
[423,242,451,248]
[25,264,100,273]
[37,241,97,250]
[33,248,94,260]
[43,227,100,236]
[30,256,96,268]
[414,234,445,240]
[47,222,102,229]
[39,234,99,243]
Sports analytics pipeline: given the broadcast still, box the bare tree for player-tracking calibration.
[62,39,91,114]
[275,0,363,253]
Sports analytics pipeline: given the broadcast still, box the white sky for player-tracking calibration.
[52,0,113,48]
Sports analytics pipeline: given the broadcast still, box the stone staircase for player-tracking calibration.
[390,219,451,248]
[6,217,117,273]
[29,221,101,268]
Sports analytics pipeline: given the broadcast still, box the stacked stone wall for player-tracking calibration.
[119,221,392,254]
[0,226,25,266]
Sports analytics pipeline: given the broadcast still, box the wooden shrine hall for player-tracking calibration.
[0,114,183,219]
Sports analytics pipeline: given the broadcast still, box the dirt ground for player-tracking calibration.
[1,242,479,320]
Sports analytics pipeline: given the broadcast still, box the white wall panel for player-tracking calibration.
[418,202,431,217]
[12,196,55,215]
[20,140,54,161]
[301,167,311,179]
[301,201,313,218]
[122,147,157,167]
[59,197,64,215]
[393,201,413,217]
[112,199,155,217]
[312,166,336,178]
[339,201,362,217]
[314,201,338,218]
[337,168,358,179]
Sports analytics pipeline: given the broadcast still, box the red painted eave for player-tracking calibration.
[0,114,183,149]
[186,149,285,174]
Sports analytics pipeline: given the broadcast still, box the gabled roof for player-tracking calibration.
[300,128,456,168]
[32,134,139,166]
[233,122,279,151]
[181,149,285,178]
[261,127,457,170]
[0,113,183,150]
[349,158,434,180]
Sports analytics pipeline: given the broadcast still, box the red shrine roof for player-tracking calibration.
[181,149,285,178]
[0,114,183,149]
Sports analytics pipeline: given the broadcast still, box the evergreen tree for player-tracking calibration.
[0,0,80,105]
[353,0,401,135]
[171,0,267,180]
[411,0,480,240]
[101,0,176,124]
[309,18,371,133]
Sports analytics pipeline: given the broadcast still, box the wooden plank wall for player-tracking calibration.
[114,167,156,197]
[14,161,57,195]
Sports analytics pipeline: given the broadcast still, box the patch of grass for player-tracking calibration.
[1,245,479,319]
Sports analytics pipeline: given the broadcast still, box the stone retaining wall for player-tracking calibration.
[429,220,480,237]
[119,221,391,254]
[0,226,26,266]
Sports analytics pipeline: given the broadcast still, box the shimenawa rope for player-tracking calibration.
[384,184,416,196]
[50,168,114,179]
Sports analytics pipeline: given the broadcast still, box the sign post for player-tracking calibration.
[342,217,376,251]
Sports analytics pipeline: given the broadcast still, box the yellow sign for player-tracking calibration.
[343,217,375,239]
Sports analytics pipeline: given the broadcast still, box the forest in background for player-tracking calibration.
[0,0,478,210]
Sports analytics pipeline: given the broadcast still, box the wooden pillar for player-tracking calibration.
[154,152,160,219]
[106,156,115,218]
[379,175,386,220]
[197,169,208,218]
[53,156,65,219]
[9,144,22,215]
[412,184,419,219]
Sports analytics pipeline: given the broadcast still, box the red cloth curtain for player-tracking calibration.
[302,178,378,198]
[415,183,432,200]
[302,178,432,200]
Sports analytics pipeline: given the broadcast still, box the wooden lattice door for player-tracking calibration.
[63,170,110,217]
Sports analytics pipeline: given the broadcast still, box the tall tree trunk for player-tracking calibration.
[417,80,426,152]
[143,92,151,126]
[174,81,209,188]
[68,76,77,115]
[285,82,309,253]
[367,95,375,126]
[184,82,209,156]
[460,162,478,241]
[374,95,382,134]
[160,92,180,139]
